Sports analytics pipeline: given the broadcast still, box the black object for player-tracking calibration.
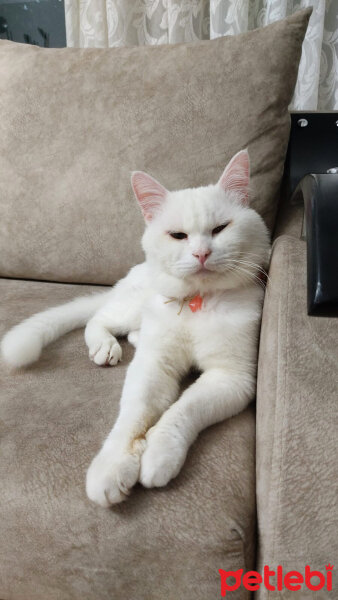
[284,112,338,198]
[0,1,66,48]
[292,174,338,317]
[284,113,338,317]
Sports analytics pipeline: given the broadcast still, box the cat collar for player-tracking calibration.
[164,294,203,315]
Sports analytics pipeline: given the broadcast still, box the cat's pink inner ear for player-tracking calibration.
[219,150,250,205]
[131,171,168,222]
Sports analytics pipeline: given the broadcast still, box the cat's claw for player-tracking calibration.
[89,339,122,366]
[140,426,188,488]
[86,447,141,507]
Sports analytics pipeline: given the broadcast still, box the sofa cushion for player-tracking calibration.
[0,9,311,285]
[0,278,256,600]
[256,235,338,596]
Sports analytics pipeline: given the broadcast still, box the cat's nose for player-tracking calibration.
[193,250,211,265]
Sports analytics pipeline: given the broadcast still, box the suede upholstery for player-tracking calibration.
[256,235,338,597]
[0,278,256,600]
[0,9,311,285]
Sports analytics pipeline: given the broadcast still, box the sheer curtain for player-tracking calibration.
[65,0,338,110]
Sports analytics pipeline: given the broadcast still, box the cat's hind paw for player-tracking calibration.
[89,338,122,366]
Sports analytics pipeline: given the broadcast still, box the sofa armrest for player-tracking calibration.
[256,235,338,596]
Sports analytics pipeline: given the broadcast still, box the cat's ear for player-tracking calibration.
[131,171,168,222]
[218,149,250,206]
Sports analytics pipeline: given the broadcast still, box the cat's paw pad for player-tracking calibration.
[89,339,122,366]
[140,427,187,488]
[86,449,140,507]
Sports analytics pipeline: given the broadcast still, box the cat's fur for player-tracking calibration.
[1,150,270,507]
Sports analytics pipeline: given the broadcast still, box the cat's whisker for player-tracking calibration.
[225,266,256,289]
[229,263,269,281]
[225,257,270,276]
[231,271,266,293]
[227,260,271,287]
[230,265,269,292]
[217,263,259,288]
[223,260,268,286]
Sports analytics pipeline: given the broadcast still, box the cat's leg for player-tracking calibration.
[127,330,139,348]
[140,368,254,488]
[85,316,124,366]
[86,339,188,506]
[85,264,149,366]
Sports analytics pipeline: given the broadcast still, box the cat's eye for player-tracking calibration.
[169,232,188,240]
[212,222,229,236]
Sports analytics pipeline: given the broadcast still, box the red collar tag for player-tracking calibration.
[188,294,203,313]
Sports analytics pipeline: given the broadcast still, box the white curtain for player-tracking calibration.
[65,0,338,110]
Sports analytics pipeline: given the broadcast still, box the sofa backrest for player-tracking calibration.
[0,10,311,284]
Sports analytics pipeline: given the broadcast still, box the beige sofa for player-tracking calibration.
[0,175,337,599]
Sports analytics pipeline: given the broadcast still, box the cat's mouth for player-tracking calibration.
[194,265,213,275]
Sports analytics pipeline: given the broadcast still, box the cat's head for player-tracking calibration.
[131,150,270,297]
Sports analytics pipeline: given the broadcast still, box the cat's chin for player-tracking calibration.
[193,265,213,275]
[188,271,245,295]
[150,266,246,299]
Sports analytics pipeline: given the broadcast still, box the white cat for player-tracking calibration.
[1,150,270,508]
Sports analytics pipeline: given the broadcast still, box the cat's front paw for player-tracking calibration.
[86,447,141,507]
[140,426,188,488]
[89,338,122,366]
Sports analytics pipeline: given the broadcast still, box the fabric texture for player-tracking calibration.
[256,235,338,597]
[0,277,256,600]
[0,9,310,285]
[65,0,338,110]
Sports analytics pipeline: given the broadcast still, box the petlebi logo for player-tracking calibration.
[218,564,334,596]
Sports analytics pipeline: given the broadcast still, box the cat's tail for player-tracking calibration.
[1,290,112,369]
